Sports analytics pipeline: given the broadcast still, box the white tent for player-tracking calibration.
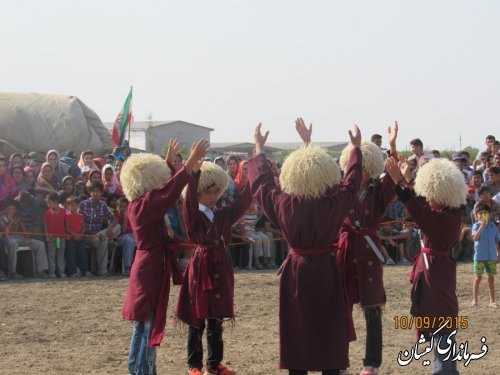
[0,93,113,155]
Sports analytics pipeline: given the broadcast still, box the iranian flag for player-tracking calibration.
[112,87,133,147]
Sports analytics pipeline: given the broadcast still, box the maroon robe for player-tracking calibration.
[246,149,362,371]
[122,165,191,346]
[402,192,463,339]
[175,172,252,327]
[337,175,395,307]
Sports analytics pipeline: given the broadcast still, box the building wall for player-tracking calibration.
[145,121,211,155]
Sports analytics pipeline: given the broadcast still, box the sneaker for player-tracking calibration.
[0,270,8,281]
[204,364,236,375]
[398,258,410,265]
[10,272,23,280]
[188,368,204,375]
[385,258,396,265]
[360,367,379,375]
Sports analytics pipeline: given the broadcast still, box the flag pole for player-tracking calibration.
[127,86,133,147]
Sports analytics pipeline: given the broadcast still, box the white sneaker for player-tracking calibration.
[385,258,396,265]
[398,258,410,265]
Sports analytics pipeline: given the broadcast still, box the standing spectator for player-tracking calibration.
[1,199,49,279]
[78,150,100,171]
[44,193,67,278]
[233,160,248,192]
[473,186,500,224]
[214,156,226,170]
[46,150,69,187]
[23,167,36,195]
[0,157,18,208]
[226,155,240,181]
[8,153,24,169]
[26,152,43,177]
[102,164,123,196]
[115,197,136,276]
[75,180,89,200]
[35,162,59,204]
[431,150,441,158]
[473,135,496,168]
[104,154,115,166]
[452,152,471,184]
[86,170,102,190]
[65,196,90,277]
[10,166,29,192]
[172,153,183,172]
[114,156,125,181]
[80,182,118,276]
[486,166,500,197]
[370,134,382,148]
[470,171,485,202]
[61,176,76,196]
[471,204,500,308]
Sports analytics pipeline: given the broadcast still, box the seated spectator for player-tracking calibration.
[44,193,67,278]
[80,182,118,276]
[23,166,36,195]
[16,190,42,238]
[378,221,410,264]
[46,150,70,187]
[104,154,115,166]
[230,224,251,270]
[106,193,120,215]
[102,164,123,196]
[78,150,100,171]
[0,157,18,208]
[1,199,49,279]
[10,166,30,192]
[238,201,273,269]
[384,196,405,230]
[26,152,44,177]
[0,238,8,281]
[115,197,136,276]
[65,196,90,277]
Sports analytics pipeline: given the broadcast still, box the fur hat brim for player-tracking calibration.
[198,162,230,199]
[280,145,341,199]
[414,158,467,208]
[340,140,384,178]
[121,154,171,201]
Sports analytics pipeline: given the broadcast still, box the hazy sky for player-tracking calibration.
[2,0,499,151]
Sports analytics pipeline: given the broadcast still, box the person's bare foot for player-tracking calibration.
[471,300,477,307]
[489,302,497,308]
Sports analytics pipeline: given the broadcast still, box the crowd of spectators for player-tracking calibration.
[0,133,499,281]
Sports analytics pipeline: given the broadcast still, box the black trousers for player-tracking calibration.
[289,370,339,375]
[364,306,382,368]
[188,319,223,369]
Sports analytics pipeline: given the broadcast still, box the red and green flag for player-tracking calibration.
[112,87,133,147]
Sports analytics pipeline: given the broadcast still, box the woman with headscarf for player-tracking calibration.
[35,163,59,205]
[233,160,248,192]
[10,166,30,193]
[8,153,24,169]
[23,167,37,196]
[46,150,70,187]
[102,164,123,196]
[0,157,18,208]
[247,119,363,375]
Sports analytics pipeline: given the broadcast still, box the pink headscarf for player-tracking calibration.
[102,164,123,195]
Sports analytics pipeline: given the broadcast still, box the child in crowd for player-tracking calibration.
[176,160,252,375]
[471,204,500,307]
[122,139,209,375]
[44,193,67,277]
[1,199,49,279]
[78,150,99,171]
[65,196,90,277]
[103,164,123,196]
[75,180,88,200]
[115,197,136,276]
[378,221,410,265]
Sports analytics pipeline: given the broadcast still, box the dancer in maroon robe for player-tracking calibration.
[247,119,363,375]
[121,139,209,375]
[176,161,252,375]
[386,156,466,375]
[336,123,399,375]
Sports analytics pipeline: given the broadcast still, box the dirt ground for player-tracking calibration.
[0,263,498,375]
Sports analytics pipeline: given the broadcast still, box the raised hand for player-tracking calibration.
[388,121,398,148]
[295,117,312,145]
[348,124,361,148]
[185,139,210,173]
[398,156,413,183]
[385,157,403,184]
[166,138,182,164]
[254,123,269,153]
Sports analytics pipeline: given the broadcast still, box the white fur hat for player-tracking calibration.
[198,162,229,199]
[340,140,384,178]
[121,153,171,201]
[280,145,341,199]
[414,158,467,208]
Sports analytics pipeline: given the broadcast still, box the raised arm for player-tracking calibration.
[226,181,253,224]
[295,117,312,145]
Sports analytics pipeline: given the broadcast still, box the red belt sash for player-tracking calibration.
[410,247,449,283]
[150,241,183,346]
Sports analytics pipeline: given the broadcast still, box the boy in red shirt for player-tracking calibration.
[44,193,67,278]
[65,196,91,277]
